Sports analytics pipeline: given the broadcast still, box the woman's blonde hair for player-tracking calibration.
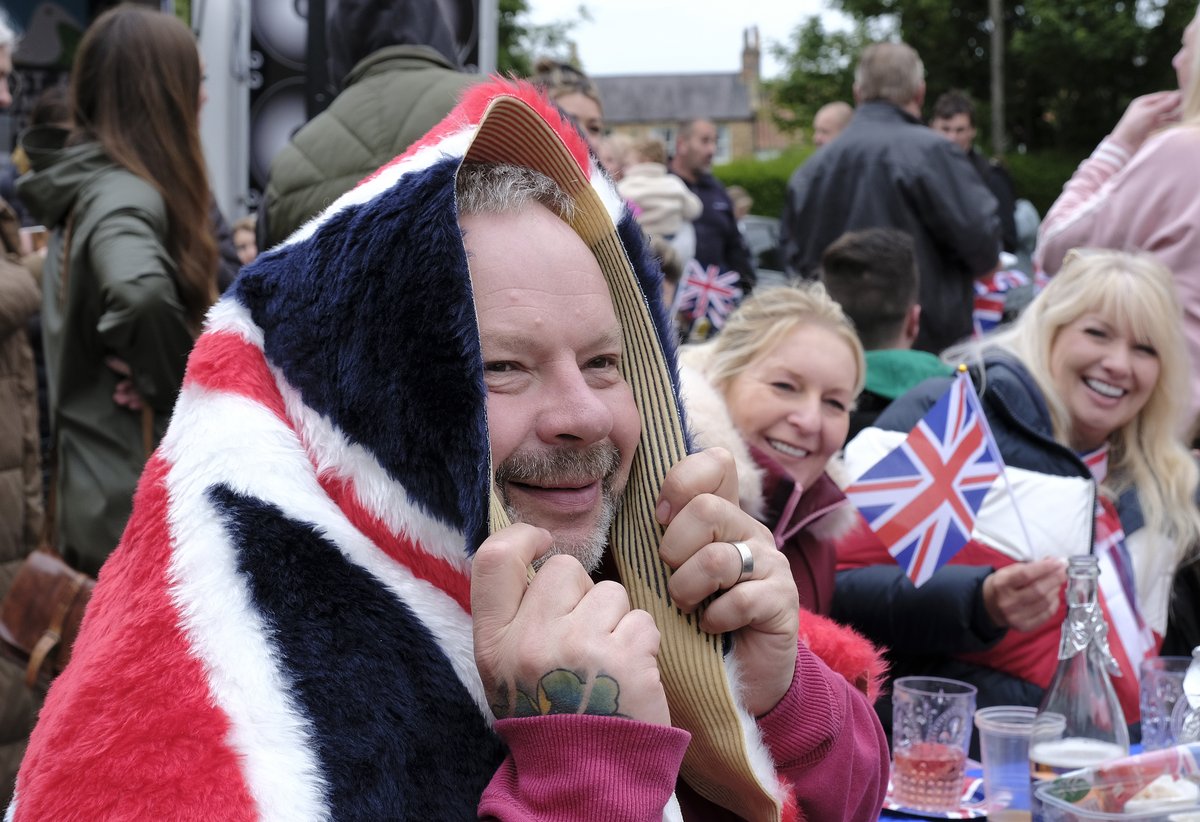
[700,282,866,399]
[948,249,1200,563]
[530,58,603,109]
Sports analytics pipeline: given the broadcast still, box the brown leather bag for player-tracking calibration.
[0,550,94,687]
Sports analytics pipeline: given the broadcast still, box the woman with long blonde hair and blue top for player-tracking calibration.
[835,249,1200,738]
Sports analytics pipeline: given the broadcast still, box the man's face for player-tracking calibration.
[812,110,841,147]
[676,121,717,177]
[0,47,13,111]
[931,112,975,153]
[465,202,641,572]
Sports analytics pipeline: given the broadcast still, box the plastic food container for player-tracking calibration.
[1036,743,1200,820]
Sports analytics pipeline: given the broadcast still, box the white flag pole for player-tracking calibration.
[956,365,1037,560]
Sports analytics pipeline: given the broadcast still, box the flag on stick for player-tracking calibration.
[673,260,742,332]
[843,370,1005,585]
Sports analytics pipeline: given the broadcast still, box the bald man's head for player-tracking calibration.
[812,102,853,147]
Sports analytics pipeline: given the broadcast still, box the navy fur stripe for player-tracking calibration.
[210,484,504,820]
[233,158,490,551]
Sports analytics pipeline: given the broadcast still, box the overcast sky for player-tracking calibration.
[523,0,852,80]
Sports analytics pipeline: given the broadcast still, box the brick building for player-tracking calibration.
[592,26,795,163]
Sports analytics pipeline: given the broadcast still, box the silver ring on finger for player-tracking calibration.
[730,540,754,584]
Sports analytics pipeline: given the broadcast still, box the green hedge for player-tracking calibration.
[713,145,1087,220]
[712,147,812,219]
[1003,150,1086,217]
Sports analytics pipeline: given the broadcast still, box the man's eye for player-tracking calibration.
[484,361,518,373]
[586,355,619,370]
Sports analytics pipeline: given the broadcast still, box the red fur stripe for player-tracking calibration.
[184,330,289,424]
[778,775,803,822]
[362,78,592,186]
[798,610,889,704]
[14,456,257,820]
[318,473,472,613]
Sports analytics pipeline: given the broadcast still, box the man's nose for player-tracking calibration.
[535,368,614,445]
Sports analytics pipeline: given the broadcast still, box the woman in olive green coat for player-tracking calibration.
[17,7,218,577]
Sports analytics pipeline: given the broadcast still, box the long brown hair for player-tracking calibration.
[70,5,217,329]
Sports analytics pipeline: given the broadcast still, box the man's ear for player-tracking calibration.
[913,81,926,109]
[903,304,921,348]
[852,83,863,105]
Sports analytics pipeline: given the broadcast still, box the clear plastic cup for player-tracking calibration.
[975,705,1036,822]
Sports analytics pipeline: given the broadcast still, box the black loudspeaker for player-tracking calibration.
[248,0,327,192]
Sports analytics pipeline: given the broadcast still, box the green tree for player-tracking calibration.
[823,0,1191,152]
[498,0,590,77]
[769,1,1191,152]
[766,17,872,135]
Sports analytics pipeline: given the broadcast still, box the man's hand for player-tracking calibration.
[981,557,1068,633]
[1111,90,1182,154]
[656,448,799,717]
[471,523,670,726]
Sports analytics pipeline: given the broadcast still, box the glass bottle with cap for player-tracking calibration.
[1029,555,1129,783]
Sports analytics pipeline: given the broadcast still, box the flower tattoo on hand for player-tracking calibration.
[493,669,625,719]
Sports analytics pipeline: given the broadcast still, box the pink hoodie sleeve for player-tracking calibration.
[1034,136,1131,273]
[478,714,690,820]
[1032,127,1200,425]
[756,640,891,822]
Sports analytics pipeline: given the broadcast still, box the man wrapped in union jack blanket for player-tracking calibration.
[833,249,1200,734]
[8,79,890,821]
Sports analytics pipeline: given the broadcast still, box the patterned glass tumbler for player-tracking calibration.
[892,676,978,812]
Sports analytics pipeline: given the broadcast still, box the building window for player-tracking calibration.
[715,125,731,165]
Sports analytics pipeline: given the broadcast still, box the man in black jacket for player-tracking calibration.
[670,119,756,293]
[779,42,1001,353]
[930,90,1018,255]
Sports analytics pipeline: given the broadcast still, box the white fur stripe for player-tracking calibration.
[203,297,266,347]
[588,154,626,225]
[272,366,474,577]
[275,128,477,250]
[160,387,492,816]
[162,402,330,821]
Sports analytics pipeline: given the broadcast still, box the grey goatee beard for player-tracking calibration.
[495,442,623,574]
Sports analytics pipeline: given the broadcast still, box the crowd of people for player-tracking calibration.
[0,0,1197,818]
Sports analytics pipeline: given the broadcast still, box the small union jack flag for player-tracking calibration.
[674,260,742,331]
[843,371,1004,585]
[972,268,1051,336]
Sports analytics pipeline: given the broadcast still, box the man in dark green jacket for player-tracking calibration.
[259,0,480,249]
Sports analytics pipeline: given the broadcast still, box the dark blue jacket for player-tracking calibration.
[833,354,1145,732]
[677,171,756,292]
